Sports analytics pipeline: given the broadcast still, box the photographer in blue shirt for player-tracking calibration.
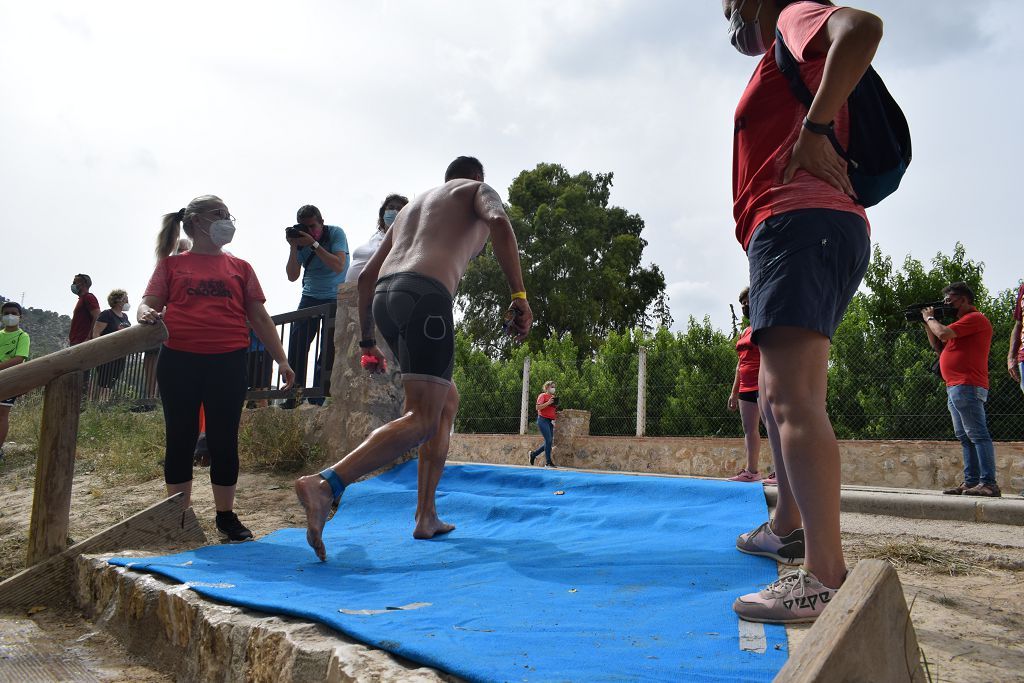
[285,204,349,407]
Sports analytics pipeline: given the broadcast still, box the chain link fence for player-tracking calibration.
[454,329,1024,440]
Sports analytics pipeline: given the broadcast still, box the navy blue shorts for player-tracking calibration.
[373,271,455,386]
[747,208,870,344]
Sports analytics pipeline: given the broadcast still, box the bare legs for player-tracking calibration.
[414,383,459,539]
[758,326,845,589]
[294,378,453,560]
[738,399,761,473]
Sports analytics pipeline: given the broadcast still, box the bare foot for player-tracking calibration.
[413,514,456,540]
[294,474,335,561]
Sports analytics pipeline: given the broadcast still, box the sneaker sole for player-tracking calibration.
[736,546,805,565]
[216,530,254,543]
[737,613,820,625]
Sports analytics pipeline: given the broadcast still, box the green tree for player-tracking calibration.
[456,163,665,359]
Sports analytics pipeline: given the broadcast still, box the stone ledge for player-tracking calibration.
[75,555,455,683]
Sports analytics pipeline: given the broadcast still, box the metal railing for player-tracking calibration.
[81,303,336,407]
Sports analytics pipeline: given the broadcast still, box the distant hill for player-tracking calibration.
[1,294,70,359]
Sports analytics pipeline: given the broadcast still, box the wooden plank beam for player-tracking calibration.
[26,373,82,566]
[0,321,167,402]
[0,493,205,611]
[775,559,925,682]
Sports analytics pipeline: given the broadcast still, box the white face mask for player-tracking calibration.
[207,219,236,247]
[121,303,131,312]
[728,0,767,57]
[383,209,399,227]
[2,314,19,327]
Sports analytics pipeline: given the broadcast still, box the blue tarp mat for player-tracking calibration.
[111,461,787,681]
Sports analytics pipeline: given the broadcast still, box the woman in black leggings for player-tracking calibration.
[138,195,294,542]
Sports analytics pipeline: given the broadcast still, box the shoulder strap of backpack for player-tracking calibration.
[774,29,814,109]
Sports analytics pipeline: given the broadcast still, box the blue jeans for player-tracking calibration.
[946,384,996,485]
[1018,362,1024,395]
[530,416,554,465]
[288,295,336,405]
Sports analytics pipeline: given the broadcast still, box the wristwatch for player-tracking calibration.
[802,117,835,136]
[926,316,936,321]
[311,241,320,251]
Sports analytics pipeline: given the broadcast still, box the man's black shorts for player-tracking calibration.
[747,208,870,344]
[373,272,455,386]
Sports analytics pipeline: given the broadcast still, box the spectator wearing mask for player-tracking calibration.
[346,194,409,283]
[69,273,100,345]
[138,195,295,542]
[285,204,349,407]
[93,289,132,401]
[923,282,999,497]
[0,301,30,461]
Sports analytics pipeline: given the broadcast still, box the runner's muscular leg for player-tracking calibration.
[414,381,460,539]
[294,378,450,560]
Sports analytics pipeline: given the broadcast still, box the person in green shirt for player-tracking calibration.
[0,301,31,461]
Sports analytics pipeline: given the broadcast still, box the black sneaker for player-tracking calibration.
[529,450,537,466]
[216,511,254,543]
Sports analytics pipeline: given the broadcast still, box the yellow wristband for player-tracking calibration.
[511,291,527,300]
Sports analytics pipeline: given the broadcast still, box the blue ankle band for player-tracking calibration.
[319,468,346,500]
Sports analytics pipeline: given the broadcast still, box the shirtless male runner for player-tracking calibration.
[294,156,533,561]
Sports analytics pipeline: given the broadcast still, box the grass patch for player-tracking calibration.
[239,407,323,473]
[6,394,321,484]
[858,538,985,577]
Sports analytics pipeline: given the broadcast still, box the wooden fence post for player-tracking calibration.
[26,372,83,566]
[520,356,531,436]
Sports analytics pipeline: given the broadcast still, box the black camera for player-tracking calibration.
[552,396,560,406]
[285,224,307,239]
[903,301,956,322]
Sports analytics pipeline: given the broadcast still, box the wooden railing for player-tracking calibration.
[0,322,168,566]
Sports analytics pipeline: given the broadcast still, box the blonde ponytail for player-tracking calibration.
[155,195,226,260]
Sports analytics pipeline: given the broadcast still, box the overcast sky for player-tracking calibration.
[1,1,1020,335]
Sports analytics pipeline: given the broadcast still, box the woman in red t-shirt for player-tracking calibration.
[137,195,295,543]
[726,0,883,624]
[528,380,558,467]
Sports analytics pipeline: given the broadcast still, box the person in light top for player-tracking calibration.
[346,194,409,284]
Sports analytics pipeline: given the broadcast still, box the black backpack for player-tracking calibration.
[774,29,911,208]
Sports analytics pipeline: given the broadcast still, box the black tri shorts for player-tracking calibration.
[747,208,870,344]
[373,271,455,386]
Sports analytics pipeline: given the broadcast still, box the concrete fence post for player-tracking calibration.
[637,346,647,437]
[520,356,531,435]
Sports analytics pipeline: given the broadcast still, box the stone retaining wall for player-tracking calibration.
[444,410,1024,492]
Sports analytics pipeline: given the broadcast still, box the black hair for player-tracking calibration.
[377,194,409,232]
[2,301,22,315]
[297,205,323,222]
[75,273,92,288]
[943,282,975,304]
[445,156,484,182]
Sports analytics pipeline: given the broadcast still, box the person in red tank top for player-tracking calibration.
[137,195,295,543]
[725,0,884,625]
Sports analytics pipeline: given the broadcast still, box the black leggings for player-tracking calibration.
[157,346,247,486]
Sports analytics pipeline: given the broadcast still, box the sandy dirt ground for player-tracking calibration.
[1,457,1022,682]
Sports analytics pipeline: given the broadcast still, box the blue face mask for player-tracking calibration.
[383,209,399,227]
[728,0,767,57]
[71,284,81,295]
